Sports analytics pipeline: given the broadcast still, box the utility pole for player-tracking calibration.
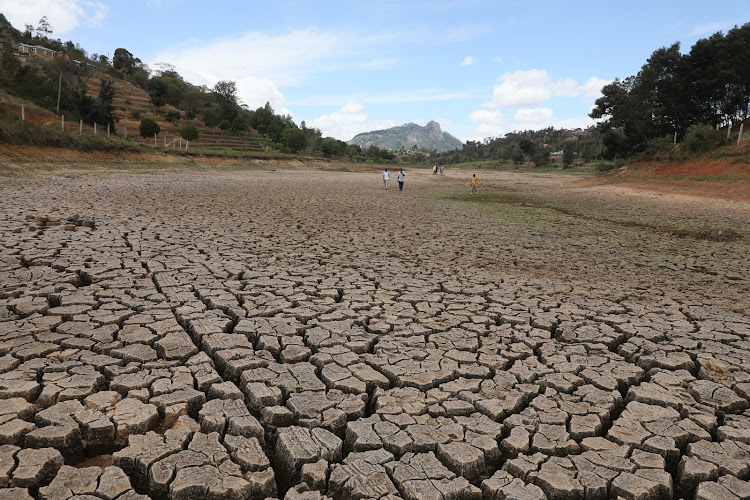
[56,71,62,115]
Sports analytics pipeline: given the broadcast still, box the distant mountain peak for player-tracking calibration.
[348,121,462,152]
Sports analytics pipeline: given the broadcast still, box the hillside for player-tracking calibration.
[349,121,463,152]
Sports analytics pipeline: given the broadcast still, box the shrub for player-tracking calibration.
[641,135,674,159]
[180,122,198,141]
[683,125,727,153]
[131,109,141,119]
[139,118,160,138]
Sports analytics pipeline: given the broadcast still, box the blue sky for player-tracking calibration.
[3,1,750,142]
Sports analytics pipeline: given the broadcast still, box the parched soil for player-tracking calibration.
[580,156,750,202]
[0,167,749,500]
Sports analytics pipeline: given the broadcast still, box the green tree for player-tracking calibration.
[531,147,550,167]
[139,118,160,138]
[165,110,181,130]
[202,109,220,134]
[113,48,136,73]
[319,137,341,157]
[35,16,53,37]
[519,139,535,157]
[511,146,525,165]
[251,102,274,135]
[147,77,167,110]
[590,77,652,157]
[86,78,117,131]
[213,80,239,121]
[180,122,199,141]
[562,143,576,168]
[231,115,247,132]
[282,127,306,153]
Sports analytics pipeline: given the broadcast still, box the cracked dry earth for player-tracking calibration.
[0,168,749,500]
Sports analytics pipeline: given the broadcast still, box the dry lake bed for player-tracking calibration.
[0,168,748,500]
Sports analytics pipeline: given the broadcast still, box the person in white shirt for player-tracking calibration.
[397,169,405,191]
[383,169,390,189]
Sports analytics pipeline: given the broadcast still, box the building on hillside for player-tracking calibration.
[15,42,64,62]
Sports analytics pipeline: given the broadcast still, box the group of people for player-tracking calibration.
[382,168,478,194]
[432,164,445,175]
[381,169,406,191]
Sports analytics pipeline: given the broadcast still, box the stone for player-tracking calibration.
[111,398,159,443]
[38,465,100,498]
[11,447,64,488]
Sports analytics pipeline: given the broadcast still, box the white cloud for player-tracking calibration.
[0,0,107,33]
[154,29,351,88]
[486,69,553,108]
[513,107,555,126]
[580,77,610,98]
[469,109,505,126]
[468,109,506,138]
[460,56,474,66]
[152,28,399,116]
[307,103,396,141]
[552,78,580,97]
[236,77,286,111]
[485,69,611,108]
[492,56,503,63]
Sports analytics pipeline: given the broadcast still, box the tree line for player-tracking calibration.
[591,23,750,158]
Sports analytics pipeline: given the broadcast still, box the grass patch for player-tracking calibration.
[429,185,745,242]
[439,160,595,174]
[0,118,144,153]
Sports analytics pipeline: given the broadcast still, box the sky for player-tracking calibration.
[2,1,750,143]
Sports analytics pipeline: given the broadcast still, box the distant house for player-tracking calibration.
[15,42,63,61]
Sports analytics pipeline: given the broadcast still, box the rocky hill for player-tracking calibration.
[348,121,463,152]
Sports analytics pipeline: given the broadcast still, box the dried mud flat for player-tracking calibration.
[0,168,749,500]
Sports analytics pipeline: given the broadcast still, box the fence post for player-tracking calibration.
[94,123,97,134]
[21,103,24,121]
[79,119,82,134]
[738,122,744,145]
[673,131,677,144]
[62,115,64,131]
[107,124,110,137]
[727,122,732,139]
[186,140,189,150]
[154,133,157,146]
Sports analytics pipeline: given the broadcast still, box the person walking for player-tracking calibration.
[397,169,405,191]
[471,173,478,194]
[383,168,390,190]
[440,164,444,175]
